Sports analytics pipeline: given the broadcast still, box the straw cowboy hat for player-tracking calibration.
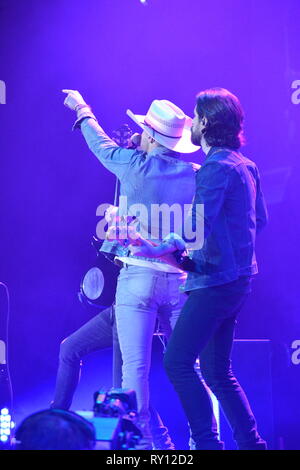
[126,99,199,153]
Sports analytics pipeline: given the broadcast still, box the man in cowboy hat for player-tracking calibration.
[61,89,199,448]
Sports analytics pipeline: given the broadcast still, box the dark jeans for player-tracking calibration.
[52,306,121,409]
[164,276,267,450]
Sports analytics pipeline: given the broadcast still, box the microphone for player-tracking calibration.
[127,133,141,149]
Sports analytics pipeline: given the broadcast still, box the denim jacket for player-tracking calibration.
[79,118,197,263]
[183,147,268,291]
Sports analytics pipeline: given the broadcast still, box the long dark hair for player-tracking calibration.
[196,87,245,149]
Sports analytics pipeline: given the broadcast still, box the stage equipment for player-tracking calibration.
[76,388,142,450]
[79,265,105,306]
[0,407,14,447]
[0,283,14,449]
[93,388,137,417]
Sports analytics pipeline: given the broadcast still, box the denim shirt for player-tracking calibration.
[183,147,268,291]
[79,118,197,262]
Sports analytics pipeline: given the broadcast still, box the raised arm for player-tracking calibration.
[62,89,144,180]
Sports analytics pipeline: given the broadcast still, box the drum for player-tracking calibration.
[78,239,120,309]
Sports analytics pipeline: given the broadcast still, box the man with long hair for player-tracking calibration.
[131,88,268,450]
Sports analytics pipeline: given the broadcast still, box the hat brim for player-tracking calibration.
[126,109,200,154]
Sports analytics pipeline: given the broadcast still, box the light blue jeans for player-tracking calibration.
[115,265,187,442]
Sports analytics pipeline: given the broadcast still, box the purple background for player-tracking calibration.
[0,0,299,449]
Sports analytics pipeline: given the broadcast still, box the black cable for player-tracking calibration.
[0,282,13,411]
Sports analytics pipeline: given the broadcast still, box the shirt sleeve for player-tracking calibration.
[255,167,268,234]
[192,161,229,240]
[79,118,145,181]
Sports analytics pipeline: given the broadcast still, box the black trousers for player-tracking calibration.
[164,276,267,450]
